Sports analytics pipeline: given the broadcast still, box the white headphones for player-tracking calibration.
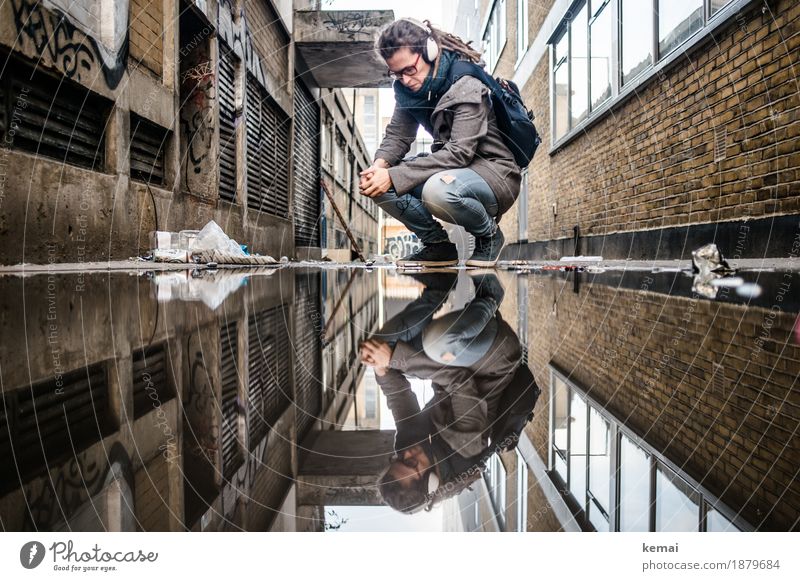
[398,18,440,64]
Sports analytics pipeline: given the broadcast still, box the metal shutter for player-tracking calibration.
[220,321,242,479]
[1,57,107,170]
[218,41,238,202]
[130,113,169,185]
[247,305,291,450]
[131,342,174,419]
[292,81,320,247]
[293,272,322,437]
[0,364,110,491]
[245,73,290,218]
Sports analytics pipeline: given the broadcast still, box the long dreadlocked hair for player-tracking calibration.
[375,18,483,65]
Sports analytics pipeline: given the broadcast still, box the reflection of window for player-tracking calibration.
[658,0,704,58]
[710,0,733,16]
[656,466,700,531]
[516,449,528,531]
[589,0,612,111]
[363,95,377,156]
[485,454,507,530]
[618,434,651,531]
[548,368,746,532]
[621,0,653,85]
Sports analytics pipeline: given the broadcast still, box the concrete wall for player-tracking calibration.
[0,0,379,265]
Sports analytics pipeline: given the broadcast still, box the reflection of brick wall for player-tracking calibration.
[130,0,164,77]
[245,0,289,91]
[500,273,799,530]
[500,0,800,245]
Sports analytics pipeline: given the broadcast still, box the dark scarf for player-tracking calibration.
[393,49,460,133]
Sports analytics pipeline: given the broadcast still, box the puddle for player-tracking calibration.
[0,267,797,531]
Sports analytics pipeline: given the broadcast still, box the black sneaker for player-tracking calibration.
[466,226,505,267]
[396,241,458,267]
[468,272,505,305]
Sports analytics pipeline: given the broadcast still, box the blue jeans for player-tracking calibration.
[374,168,498,244]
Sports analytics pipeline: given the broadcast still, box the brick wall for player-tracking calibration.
[130,0,164,77]
[500,271,799,530]
[502,0,800,247]
[245,0,290,93]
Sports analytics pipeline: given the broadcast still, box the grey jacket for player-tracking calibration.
[376,315,522,458]
[374,75,522,218]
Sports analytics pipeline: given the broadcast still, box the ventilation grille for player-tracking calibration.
[220,321,242,479]
[132,342,174,419]
[245,73,290,218]
[1,57,108,170]
[130,113,169,185]
[293,81,321,247]
[0,364,111,492]
[247,305,291,450]
[218,41,238,202]
[294,272,323,437]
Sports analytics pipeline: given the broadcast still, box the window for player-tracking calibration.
[570,3,589,127]
[549,368,746,532]
[658,0,704,58]
[516,0,529,64]
[621,0,653,85]
[518,168,528,240]
[363,95,377,157]
[550,0,737,146]
[589,0,613,111]
[552,31,569,141]
[482,0,507,73]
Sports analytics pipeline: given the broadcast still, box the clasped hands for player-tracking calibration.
[359,159,393,197]
[359,338,393,376]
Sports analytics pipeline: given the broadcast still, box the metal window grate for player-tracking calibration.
[0,56,108,170]
[293,272,323,437]
[245,73,290,218]
[131,342,175,419]
[218,41,238,202]
[247,305,291,450]
[130,113,169,185]
[0,364,111,492]
[292,81,321,246]
[220,321,242,479]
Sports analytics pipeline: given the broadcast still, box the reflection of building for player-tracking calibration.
[465,0,800,263]
[493,269,800,532]
[0,267,380,531]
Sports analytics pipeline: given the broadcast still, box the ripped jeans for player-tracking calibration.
[374,167,498,245]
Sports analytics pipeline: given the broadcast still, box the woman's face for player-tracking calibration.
[385,46,432,92]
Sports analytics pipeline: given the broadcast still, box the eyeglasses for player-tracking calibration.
[387,53,421,80]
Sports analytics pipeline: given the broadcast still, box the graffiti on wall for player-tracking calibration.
[322,12,382,40]
[385,233,422,259]
[10,0,129,90]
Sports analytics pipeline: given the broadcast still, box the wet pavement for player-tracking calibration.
[0,265,798,531]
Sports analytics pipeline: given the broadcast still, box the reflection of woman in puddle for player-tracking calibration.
[359,272,522,514]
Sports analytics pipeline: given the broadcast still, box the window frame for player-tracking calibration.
[547,364,750,531]
[547,0,745,153]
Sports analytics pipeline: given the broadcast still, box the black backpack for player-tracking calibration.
[448,61,541,168]
[403,61,542,169]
